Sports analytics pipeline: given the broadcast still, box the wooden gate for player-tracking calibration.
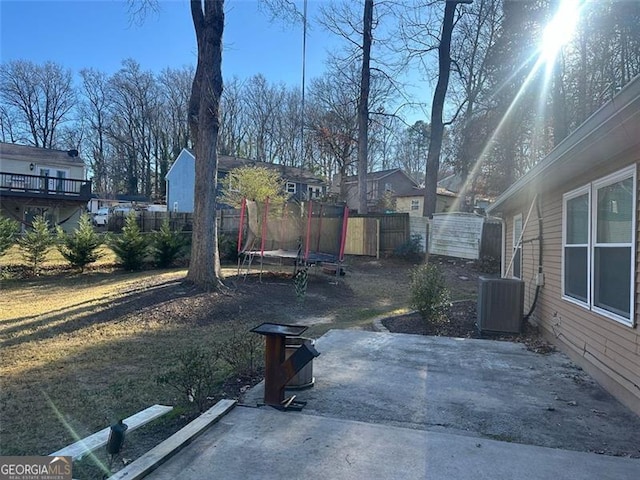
[345,217,380,257]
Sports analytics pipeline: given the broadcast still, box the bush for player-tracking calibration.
[18,215,55,275]
[0,217,20,257]
[156,346,220,413]
[110,212,148,271]
[215,328,264,377]
[394,234,424,261]
[56,213,103,271]
[151,219,187,267]
[409,263,450,324]
[218,234,239,262]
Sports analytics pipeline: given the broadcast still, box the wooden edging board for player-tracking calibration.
[108,399,237,480]
[51,404,174,460]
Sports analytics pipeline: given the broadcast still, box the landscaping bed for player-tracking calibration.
[0,254,418,478]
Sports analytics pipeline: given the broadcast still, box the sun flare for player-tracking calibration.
[541,0,582,64]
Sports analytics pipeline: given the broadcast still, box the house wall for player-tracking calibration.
[1,157,85,180]
[502,158,640,415]
[396,195,455,216]
[165,150,195,213]
[345,171,418,212]
[0,198,83,233]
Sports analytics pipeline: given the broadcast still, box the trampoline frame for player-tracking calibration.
[236,197,349,280]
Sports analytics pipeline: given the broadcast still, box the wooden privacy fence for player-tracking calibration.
[108,209,417,259]
[348,213,410,257]
[109,209,241,234]
[345,217,380,257]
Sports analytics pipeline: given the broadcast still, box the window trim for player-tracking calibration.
[561,165,636,327]
[410,199,420,211]
[591,166,636,326]
[286,182,297,194]
[561,185,591,309]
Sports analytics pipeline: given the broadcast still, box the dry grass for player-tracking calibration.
[0,250,416,478]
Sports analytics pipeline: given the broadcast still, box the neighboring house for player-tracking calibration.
[487,76,640,415]
[0,143,92,232]
[165,148,327,213]
[395,187,458,216]
[438,172,493,213]
[338,168,419,213]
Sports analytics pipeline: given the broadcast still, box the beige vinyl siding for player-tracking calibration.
[502,161,640,415]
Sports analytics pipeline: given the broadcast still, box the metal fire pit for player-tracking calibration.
[251,322,319,410]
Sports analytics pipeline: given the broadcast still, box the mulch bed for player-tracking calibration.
[383,300,555,355]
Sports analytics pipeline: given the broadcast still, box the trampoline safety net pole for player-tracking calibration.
[261,197,270,258]
[237,198,246,254]
[304,200,313,262]
[236,198,247,276]
[339,205,349,262]
[316,203,324,253]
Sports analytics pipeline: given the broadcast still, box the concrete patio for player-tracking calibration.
[130,330,640,479]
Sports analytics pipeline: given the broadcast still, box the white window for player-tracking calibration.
[512,214,523,279]
[384,182,393,192]
[411,199,420,211]
[286,182,297,194]
[562,166,636,326]
[308,186,321,199]
[563,186,590,305]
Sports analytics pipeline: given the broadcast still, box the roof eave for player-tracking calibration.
[488,75,640,215]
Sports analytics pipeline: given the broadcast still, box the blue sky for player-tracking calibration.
[0,0,431,123]
[0,0,343,86]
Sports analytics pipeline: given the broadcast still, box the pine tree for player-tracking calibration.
[0,217,20,257]
[110,213,148,271]
[57,213,103,272]
[151,219,187,268]
[18,215,55,275]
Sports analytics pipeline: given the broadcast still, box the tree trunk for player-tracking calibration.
[357,0,373,214]
[186,0,225,290]
[423,0,458,217]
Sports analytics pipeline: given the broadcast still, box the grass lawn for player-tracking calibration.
[0,248,418,477]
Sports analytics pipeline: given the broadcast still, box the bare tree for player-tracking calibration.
[156,66,193,198]
[357,0,374,214]
[243,74,285,162]
[0,105,18,143]
[107,59,159,196]
[185,0,225,289]
[423,0,471,218]
[79,68,112,193]
[0,60,76,148]
[219,76,248,156]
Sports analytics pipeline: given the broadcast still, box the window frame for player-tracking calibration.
[561,165,636,327]
[286,182,297,194]
[562,185,591,309]
[410,199,420,211]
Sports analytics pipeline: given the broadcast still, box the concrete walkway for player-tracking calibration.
[146,406,638,480]
[143,330,640,479]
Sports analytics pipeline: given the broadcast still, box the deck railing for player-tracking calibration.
[0,172,92,201]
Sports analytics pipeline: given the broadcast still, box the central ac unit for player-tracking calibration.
[477,277,524,334]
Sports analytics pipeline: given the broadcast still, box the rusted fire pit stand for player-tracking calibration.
[251,322,319,411]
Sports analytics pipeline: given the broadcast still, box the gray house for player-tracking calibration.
[0,143,92,232]
[165,148,327,213]
[338,168,419,213]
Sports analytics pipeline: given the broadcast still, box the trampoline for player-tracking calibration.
[237,198,349,278]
